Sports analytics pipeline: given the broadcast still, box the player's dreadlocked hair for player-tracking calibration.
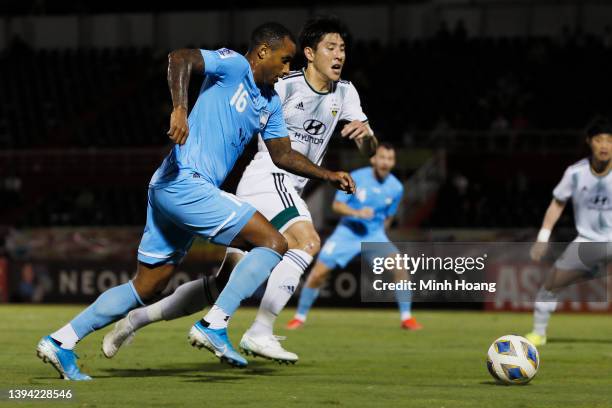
[299,16,351,51]
[249,22,296,50]
[585,116,612,139]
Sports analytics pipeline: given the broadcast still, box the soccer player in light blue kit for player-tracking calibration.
[288,143,423,330]
[36,23,355,379]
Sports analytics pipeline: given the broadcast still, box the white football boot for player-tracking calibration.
[102,316,135,358]
[239,332,298,364]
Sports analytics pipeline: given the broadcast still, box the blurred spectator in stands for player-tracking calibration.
[13,262,50,303]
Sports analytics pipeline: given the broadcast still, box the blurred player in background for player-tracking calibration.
[287,143,423,330]
[36,22,355,379]
[102,16,377,364]
[526,117,612,346]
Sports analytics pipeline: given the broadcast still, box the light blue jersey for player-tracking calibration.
[335,167,403,236]
[138,48,288,265]
[318,167,404,269]
[151,48,287,187]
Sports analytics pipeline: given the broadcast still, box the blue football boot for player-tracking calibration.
[188,321,247,368]
[36,336,92,381]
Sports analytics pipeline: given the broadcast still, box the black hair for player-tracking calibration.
[299,16,350,51]
[585,116,612,139]
[378,142,395,151]
[249,22,295,51]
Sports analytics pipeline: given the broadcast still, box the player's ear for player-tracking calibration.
[303,46,315,63]
[257,44,270,60]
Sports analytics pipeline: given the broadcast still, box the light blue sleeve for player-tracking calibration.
[200,48,247,86]
[260,94,288,141]
[334,190,352,204]
[386,185,404,217]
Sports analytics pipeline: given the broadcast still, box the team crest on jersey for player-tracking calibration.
[216,48,236,59]
[357,188,367,202]
[331,98,340,117]
[259,109,271,130]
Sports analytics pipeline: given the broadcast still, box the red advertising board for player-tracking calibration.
[485,262,612,313]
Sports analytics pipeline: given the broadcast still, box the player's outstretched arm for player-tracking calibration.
[166,49,205,145]
[332,201,373,219]
[341,120,378,157]
[530,198,566,261]
[265,137,356,193]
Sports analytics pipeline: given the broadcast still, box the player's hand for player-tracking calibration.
[326,171,356,194]
[530,241,549,262]
[168,106,189,145]
[356,207,374,219]
[340,120,372,141]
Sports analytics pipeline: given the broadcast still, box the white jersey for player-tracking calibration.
[253,70,368,194]
[553,158,612,241]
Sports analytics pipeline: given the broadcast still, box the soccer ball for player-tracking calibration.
[487,335,539,385]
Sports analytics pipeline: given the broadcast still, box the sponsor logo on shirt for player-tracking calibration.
[303,119,327,135]
[292,132,324,145]
[260,109,271,130]
[216,48,236,59]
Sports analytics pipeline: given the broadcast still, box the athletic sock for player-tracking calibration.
[50,324,79,350]
[295,286,320,321]
[533,288,558,336]
[395,286,413,321]
[57,281,144,349]
[249,249,313,337]
[203,247,282,329]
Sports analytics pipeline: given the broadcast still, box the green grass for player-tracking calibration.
[1,305,611,408]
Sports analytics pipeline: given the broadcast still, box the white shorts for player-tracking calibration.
[236,154,312,233]
[554,236,611,275]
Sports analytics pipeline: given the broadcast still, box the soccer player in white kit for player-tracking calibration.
[526,117,612,346]
[102,17,378,363]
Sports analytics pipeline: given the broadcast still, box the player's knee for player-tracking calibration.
[133,263,174,301]
[293,233,321,256]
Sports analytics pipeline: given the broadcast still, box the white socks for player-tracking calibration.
[51,323,80,350]
[203,305,231,329]
[249,249,313,337]
[533,288,558,336]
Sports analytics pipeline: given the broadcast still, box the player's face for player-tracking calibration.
[262,36,296,86]
[308,33,346,81]
[371,147,396,178]
[588,133,612,162]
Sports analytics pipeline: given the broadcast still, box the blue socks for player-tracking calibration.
[295,287,320,320]
[214,247,282,317]
[70,281,144,339]
[395,288,412,320]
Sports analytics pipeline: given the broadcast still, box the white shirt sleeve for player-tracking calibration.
[338,82,368,122]
[552,168,574,202]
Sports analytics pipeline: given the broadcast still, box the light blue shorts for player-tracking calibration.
[317,224,399,269]
[137,174,256,265]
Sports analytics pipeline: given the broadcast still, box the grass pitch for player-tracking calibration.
[1,305,611,408]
